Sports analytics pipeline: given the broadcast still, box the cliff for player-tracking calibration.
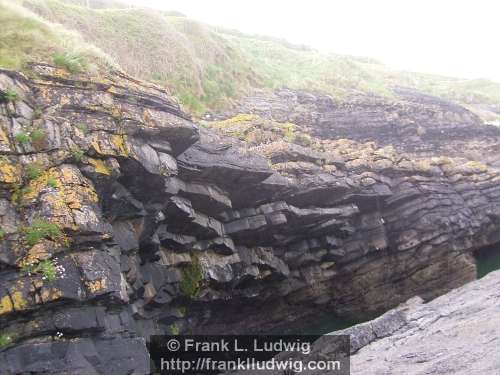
[0,63,499,373]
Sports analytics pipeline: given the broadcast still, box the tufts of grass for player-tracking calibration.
[179,254,203,298]
[21,259,57,282]
[70,146,84,162]
[53,51,87,74]
[74,123,88,133]
[22,219,64,247]
[0,334,12,348]
[30,127,47,149]
[32,108,43,119]
[14,132,30,145]
[1,89,19,103]
[46,176,57,188]
[25,163,43,180]
[0,228,5,240]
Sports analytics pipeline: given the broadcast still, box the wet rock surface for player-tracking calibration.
[0,64,499,373]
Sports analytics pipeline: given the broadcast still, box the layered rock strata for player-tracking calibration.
[0,65,499,373]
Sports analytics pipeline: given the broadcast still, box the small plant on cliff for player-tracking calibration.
[74,123,88,134]
[30,128,47,150]
[25,163,43,180]
[179,255,203,298]
[53,52,87,74]
[293,133,313,147]
[21,259,57,282]
[1,89,19,103]
[0,334,13,348]
[70,146,84,162]
[14,132,30,145]
[46,176,58,189]
[0,228,5,240]
[32,108,43,120]
[22,219,65,247]
[168,324,180,335]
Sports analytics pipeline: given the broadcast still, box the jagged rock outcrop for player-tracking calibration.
[0,64,499,373]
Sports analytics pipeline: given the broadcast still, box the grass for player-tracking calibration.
[0,228,5,240]
[32,108,43,119]
[30,127,47,149]
[70,146,84,162]
[14,132,30,145]
[74,123,88,133]
[179,254,202,298]
[0,0,114,73]
[22,218,64,247]
[21,259,57,282]
[46,176,57,188]
[53,51,87,73]
[0,334,12,348]
[1,88,19,103]
[2,0,499,116]
[25,163,43,180]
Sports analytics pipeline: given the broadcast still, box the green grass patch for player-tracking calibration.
[74,123,88,133]
[22,219,64,247]
[25,163,43,180]
[70,146,84,162]
[53,51,87,74]
[14,132,30,145]
[0,228,5,240]
[46,176,57,188]
[1,89,19,103]
[179,254,203,298]
[21,259,57,282]
[0,333,12,348]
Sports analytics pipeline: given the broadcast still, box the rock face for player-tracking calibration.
[329,270,500,374]
[0,64,499,373]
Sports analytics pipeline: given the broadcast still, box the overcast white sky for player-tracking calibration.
[127,0,499,82]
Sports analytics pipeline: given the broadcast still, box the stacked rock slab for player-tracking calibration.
[0,64,499,373]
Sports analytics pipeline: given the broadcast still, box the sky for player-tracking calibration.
[127,0,500,82]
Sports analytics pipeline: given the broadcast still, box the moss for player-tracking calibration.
[22,219,65,247]
[179,254,203,298]
[25,163,43,180]
[0,228,5,240]
[0,333,13,348]
[21,259,57,282]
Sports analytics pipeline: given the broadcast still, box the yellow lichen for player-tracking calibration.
[0,295,13,315]
[10,291,27,311]
[88,158,111,175]
[40,288,62,303]
[111,134,129,157]
[0,160,21,185]
[85,278,107,293]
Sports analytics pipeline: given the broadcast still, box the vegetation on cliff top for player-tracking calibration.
[1,0,499,119]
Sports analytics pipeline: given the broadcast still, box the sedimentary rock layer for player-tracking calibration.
[0,64,499,373]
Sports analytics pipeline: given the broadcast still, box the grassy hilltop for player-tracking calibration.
[1,0,499,119]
